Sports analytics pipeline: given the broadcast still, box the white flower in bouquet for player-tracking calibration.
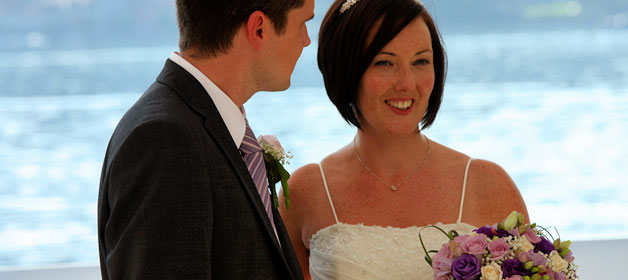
[548,250,569,273]
[480,262,503,280]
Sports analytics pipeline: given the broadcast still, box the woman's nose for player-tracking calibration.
[394,67,415,92]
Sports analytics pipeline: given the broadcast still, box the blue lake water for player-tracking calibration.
[1,29,628,267]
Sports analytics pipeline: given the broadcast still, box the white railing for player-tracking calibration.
[0,239,625,279]
[0,264,100,280]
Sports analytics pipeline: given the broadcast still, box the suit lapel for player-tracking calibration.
[155,59,295,278]
[273,208,302,278]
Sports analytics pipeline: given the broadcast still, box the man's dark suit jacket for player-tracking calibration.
[97,59,303,279]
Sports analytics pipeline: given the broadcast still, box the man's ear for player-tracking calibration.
[246,11,269,50]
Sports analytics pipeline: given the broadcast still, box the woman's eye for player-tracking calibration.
[414,59,431,65]
[374,60,392,66]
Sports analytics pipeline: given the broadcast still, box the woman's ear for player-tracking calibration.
[246,11,268,50]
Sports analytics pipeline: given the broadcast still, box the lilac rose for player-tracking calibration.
[564,251,575,263]
[488,238,510,260]
[453,235,469,257]
[501,259,531,278]
[522,228,541,243]
[451,254,481,280]
[461,234,489,255]
[433,244,454,279]
[454,234,470,245]
[508,228,521,238]
[518,250,546,266]
[553,271,567,280]
[534,237,555,255]
[506,276,524,280]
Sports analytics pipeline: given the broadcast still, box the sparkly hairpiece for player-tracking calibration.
[339,0,360,14]
[340,0,422,14]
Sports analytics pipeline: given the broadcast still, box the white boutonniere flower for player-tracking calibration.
[257,135,293,209]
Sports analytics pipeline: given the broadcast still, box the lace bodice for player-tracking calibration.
[309,222,476,279]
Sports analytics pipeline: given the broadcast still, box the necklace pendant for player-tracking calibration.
[390,185,398,191]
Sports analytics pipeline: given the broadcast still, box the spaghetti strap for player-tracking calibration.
[318,163,339,224]
[457,158,473,224]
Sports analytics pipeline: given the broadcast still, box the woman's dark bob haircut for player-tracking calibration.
[318,0,446,130]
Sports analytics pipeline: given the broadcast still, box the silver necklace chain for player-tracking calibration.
[353,136,431,191]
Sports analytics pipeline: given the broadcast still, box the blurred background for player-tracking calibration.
[1,0,627,269]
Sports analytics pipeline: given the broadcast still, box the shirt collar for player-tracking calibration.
[169,52,246,147]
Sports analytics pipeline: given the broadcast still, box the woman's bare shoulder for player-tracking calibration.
[285,163,324,210]
[290,163,323,186]
[465,159,529,224]
[289,150,348,196]
[429,139,511,184]
[428,139,467,157]
[427,139,529,224]
[468,159,517,190]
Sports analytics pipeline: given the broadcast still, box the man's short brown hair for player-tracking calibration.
[176,0,305,58]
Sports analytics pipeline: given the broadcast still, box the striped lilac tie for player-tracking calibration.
[240,121,275,226]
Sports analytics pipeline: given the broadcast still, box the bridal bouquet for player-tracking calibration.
[420,211,578,280]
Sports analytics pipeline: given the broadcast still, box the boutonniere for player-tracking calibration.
[257,135,293,210]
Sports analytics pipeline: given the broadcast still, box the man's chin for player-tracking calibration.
[266,80,291,92]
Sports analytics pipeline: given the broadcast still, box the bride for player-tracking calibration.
[279,0,529,279]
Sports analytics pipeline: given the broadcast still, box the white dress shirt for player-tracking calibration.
[169,52,246,148]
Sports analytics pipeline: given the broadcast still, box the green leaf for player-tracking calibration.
[559,248,571,258]
[418,225,454,268]
[263,152,281,185]
[424,255,432,267]
[553,238,561,250]
[278,160,291,210]
[559,240,571,250]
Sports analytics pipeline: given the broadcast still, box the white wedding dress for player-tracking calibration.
[309,159,477,280]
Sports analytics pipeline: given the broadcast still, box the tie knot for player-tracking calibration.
[240,122,262,154]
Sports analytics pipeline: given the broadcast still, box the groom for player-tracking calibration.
[97,0,313,279]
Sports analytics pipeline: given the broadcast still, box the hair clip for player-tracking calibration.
[340,0,423,14]
[339,0,360,14]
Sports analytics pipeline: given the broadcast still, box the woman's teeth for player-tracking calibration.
[385,100,412,110]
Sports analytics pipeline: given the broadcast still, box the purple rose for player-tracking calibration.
[451,254,481,280]
[474,226,510,238]
[495,229,511,238]
[501,259,531,278]
[474,226,496,237]
[534,237,555,255]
